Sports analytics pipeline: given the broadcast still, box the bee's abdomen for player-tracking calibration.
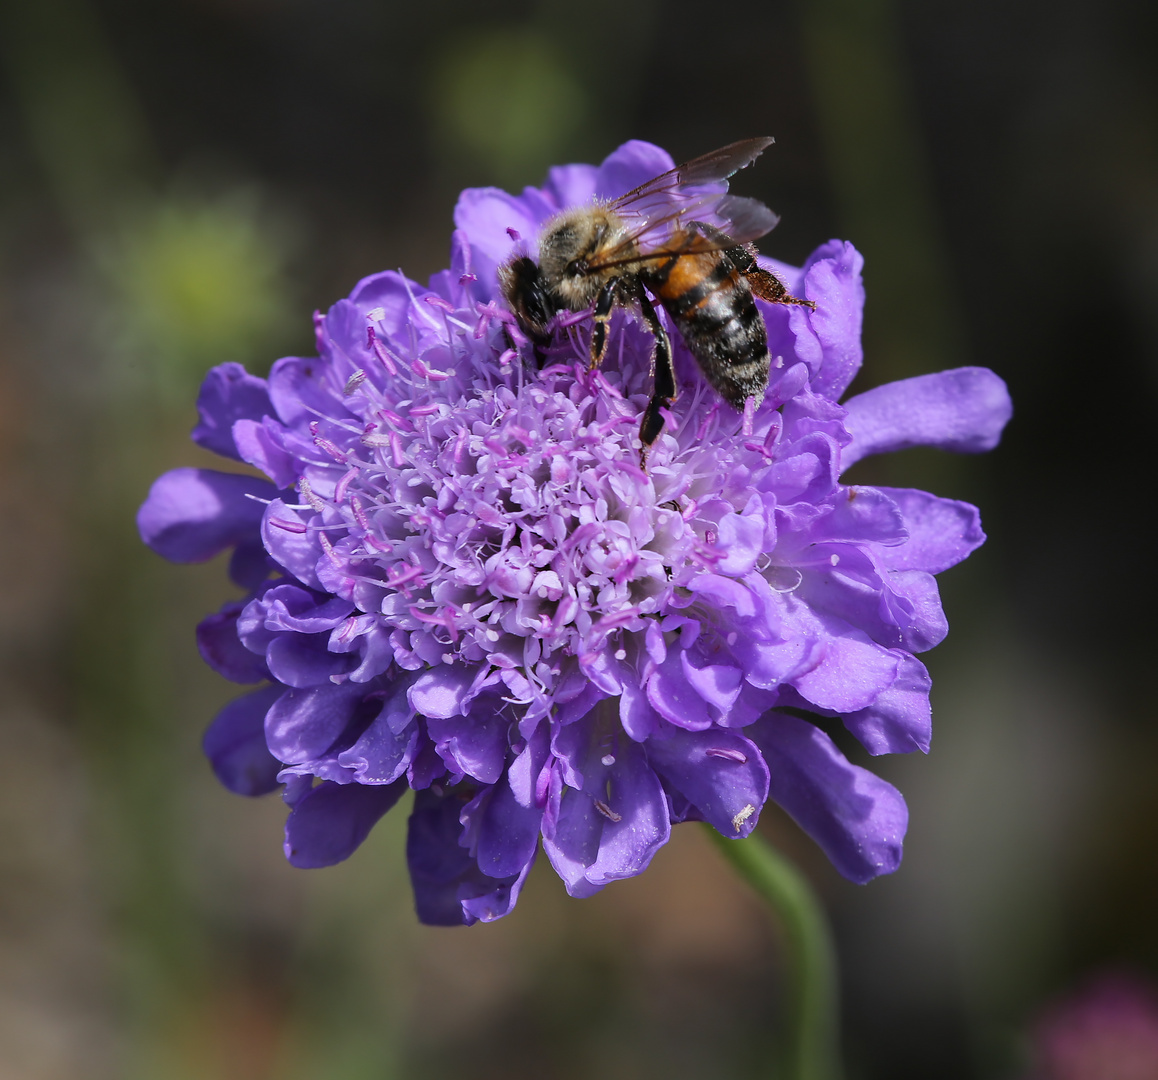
[646,253,769,407]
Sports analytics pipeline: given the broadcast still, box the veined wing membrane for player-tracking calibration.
[675,136,775,186]
[609,137,776,210]
[598,138,780,264]
[584,194,780,272]
[584,217,776,274]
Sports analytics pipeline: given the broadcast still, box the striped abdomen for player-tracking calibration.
[643,248,769,407]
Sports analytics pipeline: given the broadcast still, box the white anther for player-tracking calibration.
[594,799,622,823]
[601,755,616,767]
[732,804,756,833]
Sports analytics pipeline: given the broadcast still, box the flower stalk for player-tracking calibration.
[705,825,842,1080]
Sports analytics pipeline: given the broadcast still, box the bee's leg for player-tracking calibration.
[686,222,815,310]
[503,323,552,368]
[635,287,675,458]
[589,277,621,369]
[531,335,551,368]
[731,245,816,311]
[744,267,816,311]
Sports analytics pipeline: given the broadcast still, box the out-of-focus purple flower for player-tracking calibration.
[1023,973,1158,1080]
[139,140,1011,925]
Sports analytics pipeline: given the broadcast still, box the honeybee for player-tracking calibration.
[499,137,815,451]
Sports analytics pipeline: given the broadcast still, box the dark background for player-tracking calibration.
[1,0,1156,1077]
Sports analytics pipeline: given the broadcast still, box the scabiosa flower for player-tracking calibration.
[139,140,1011,925]
[1023,974,1158,1080]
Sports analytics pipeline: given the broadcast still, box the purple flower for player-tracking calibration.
[1023,974,1158,1080]
[139,140,1011,925]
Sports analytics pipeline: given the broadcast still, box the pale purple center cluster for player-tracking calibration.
[139,140,1012,924]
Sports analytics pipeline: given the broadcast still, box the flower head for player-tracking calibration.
[1024,974,1158,1080]
[139,140,1011,924]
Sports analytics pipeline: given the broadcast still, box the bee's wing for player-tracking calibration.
[584,195,780,273]
[609,137,775,211]
[595,138,780,266]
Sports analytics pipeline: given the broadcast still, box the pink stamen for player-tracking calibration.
[310,422,350,463]
[705,746,749,764]
[409,606,459,642]
[269,518,307,534]
[411,356,450,381]
[334,467,359,504]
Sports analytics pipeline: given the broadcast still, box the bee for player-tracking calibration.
[499,137,815,451]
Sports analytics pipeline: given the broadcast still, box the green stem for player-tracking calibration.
[704,826,842,1080]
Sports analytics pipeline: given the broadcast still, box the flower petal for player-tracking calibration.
[233,417,299,489]
[267,355,352,431]
[843,654,932,755]
[465,779,543,880]
[197,601,270,684]
[408,664,476,719]
[452,187,550,301]
[771,598,900,712]
[715,502,766,577]
[138,468,275,563]
[191,363,273,460]
[229,539,274,590]
[647,651,713,730]
[883,570,948,653]
[680,650,744,712]
[337,698,419,785]
[543,723,670,896]
[543,163,598,208]
[817,486,907,545]
[842,367,1013,468]
[284,778,406,868]
[202,685,283,796]
[350,270,426,340]
[260,501,322,590]
[748,712,908,883]
[264,681,365,764]
[594,140,675,199]
[425,702,509,785]
[645,726,769,838]
[407,787,531,926]
[873,487,985,573]
[265,632,357,687]
[797,240,866,400]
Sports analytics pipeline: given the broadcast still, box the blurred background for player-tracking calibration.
[1,0,1156,1077]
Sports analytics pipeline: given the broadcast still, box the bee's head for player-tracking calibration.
[539,207,623,309]
[499,255,557,341]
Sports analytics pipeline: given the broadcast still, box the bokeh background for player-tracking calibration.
[1,0,1157,1077]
